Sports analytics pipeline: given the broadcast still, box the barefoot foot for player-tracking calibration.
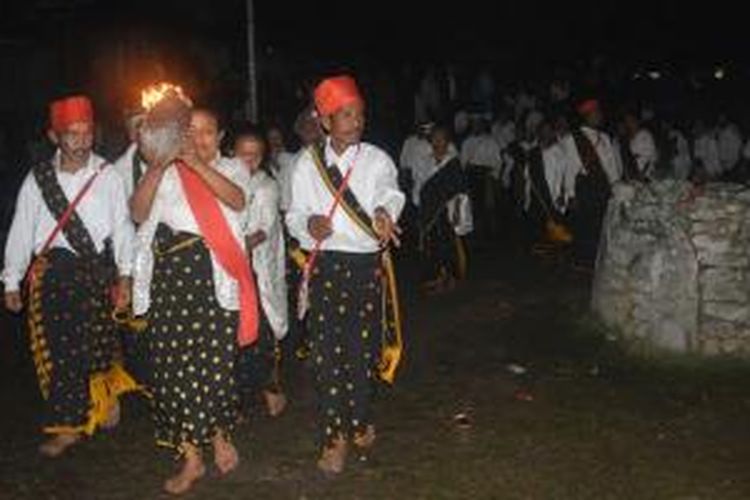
[163,449,205,495]
[39,433,81,458]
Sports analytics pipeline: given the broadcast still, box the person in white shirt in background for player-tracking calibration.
[666,123,693,180]
[542,116,575,214]
[522,118,564,245]
[461,115,503,239]
[232,126,289,420]
[562,98,620,267]
[623,109,658,180]
[277,106,324,214]
[491,107,518,197]
[692,118,722,182]
[111,105,150,383]
[399,121,434,205]
[491,108,517,154]
[2,95,137,458]
[716,113,743,179]
[113,107,146,199]
[408,123,460,208]
[286,75,404,475]
[414,125,472,291]
[564,100,621,187]
[266,125,296,181]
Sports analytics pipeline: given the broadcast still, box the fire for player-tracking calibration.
[140,82,192,111]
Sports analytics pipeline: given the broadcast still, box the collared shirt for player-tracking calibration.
[132,155,250,315]
[112,142,144,199]
[286,138,405,254]
[560,127,622,189]
[2,151,135,292]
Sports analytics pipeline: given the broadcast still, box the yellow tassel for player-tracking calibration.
[112,308,148,333]
[545,218,573,244]
[455,235,468,280]
[377,251,404,385]
[289,247,307,270]
[44,363,142,437]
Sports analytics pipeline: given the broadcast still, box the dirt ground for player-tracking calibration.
[2,245,750,499]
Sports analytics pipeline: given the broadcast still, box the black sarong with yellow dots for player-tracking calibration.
[27,160,139,436]
[307,251,381,447]
[148,224,240,452]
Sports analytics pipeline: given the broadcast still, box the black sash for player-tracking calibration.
[527,147,553,210]
[418,157,466,233]
[618,136,645,182]
[572,128,611,189]
[32,160,99,258]
[310,142,378,240]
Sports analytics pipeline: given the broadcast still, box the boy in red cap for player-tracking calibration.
[286,75,405,474]
[1,95,138,457]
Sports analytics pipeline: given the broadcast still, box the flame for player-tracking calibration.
[140,82,192,111]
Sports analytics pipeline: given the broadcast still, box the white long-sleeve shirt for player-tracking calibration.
[414,150,473,235]
[694,133,721,179]
[273,150,297,213]
[542,140,571,212]
[244,170,288,340]
[460,134,503,179]
[2,151,135,292]
[561,127,621,189]
[277,149,303,213]
[399,134,431,171]
[286,138,405,253]
[112,142,143,199]
[630,129,658,176]
[718,125,743,173]
[132,156,250,315]
[411,142,458,206]
[669,129,692,180]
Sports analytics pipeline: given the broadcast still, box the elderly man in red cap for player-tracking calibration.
[286,75,405,474]
[2,95,138,457]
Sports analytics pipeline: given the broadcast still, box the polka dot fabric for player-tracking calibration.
[148,224,239,451]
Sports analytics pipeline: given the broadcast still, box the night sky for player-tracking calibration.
[0,0,743,164]
[0,1,742,66]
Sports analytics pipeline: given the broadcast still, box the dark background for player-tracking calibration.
[0,1,744,180]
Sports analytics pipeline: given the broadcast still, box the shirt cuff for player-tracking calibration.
[378,194,405,222]
[117,264,133,278]
[1,275,21,293]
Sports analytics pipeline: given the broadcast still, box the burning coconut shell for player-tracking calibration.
[137,83,193,168]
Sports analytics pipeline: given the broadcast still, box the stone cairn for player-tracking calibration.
[592,180,750,355]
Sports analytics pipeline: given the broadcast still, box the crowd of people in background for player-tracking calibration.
[395,65,750,271]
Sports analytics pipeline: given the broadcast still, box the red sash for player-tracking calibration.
[176,160,259,346]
